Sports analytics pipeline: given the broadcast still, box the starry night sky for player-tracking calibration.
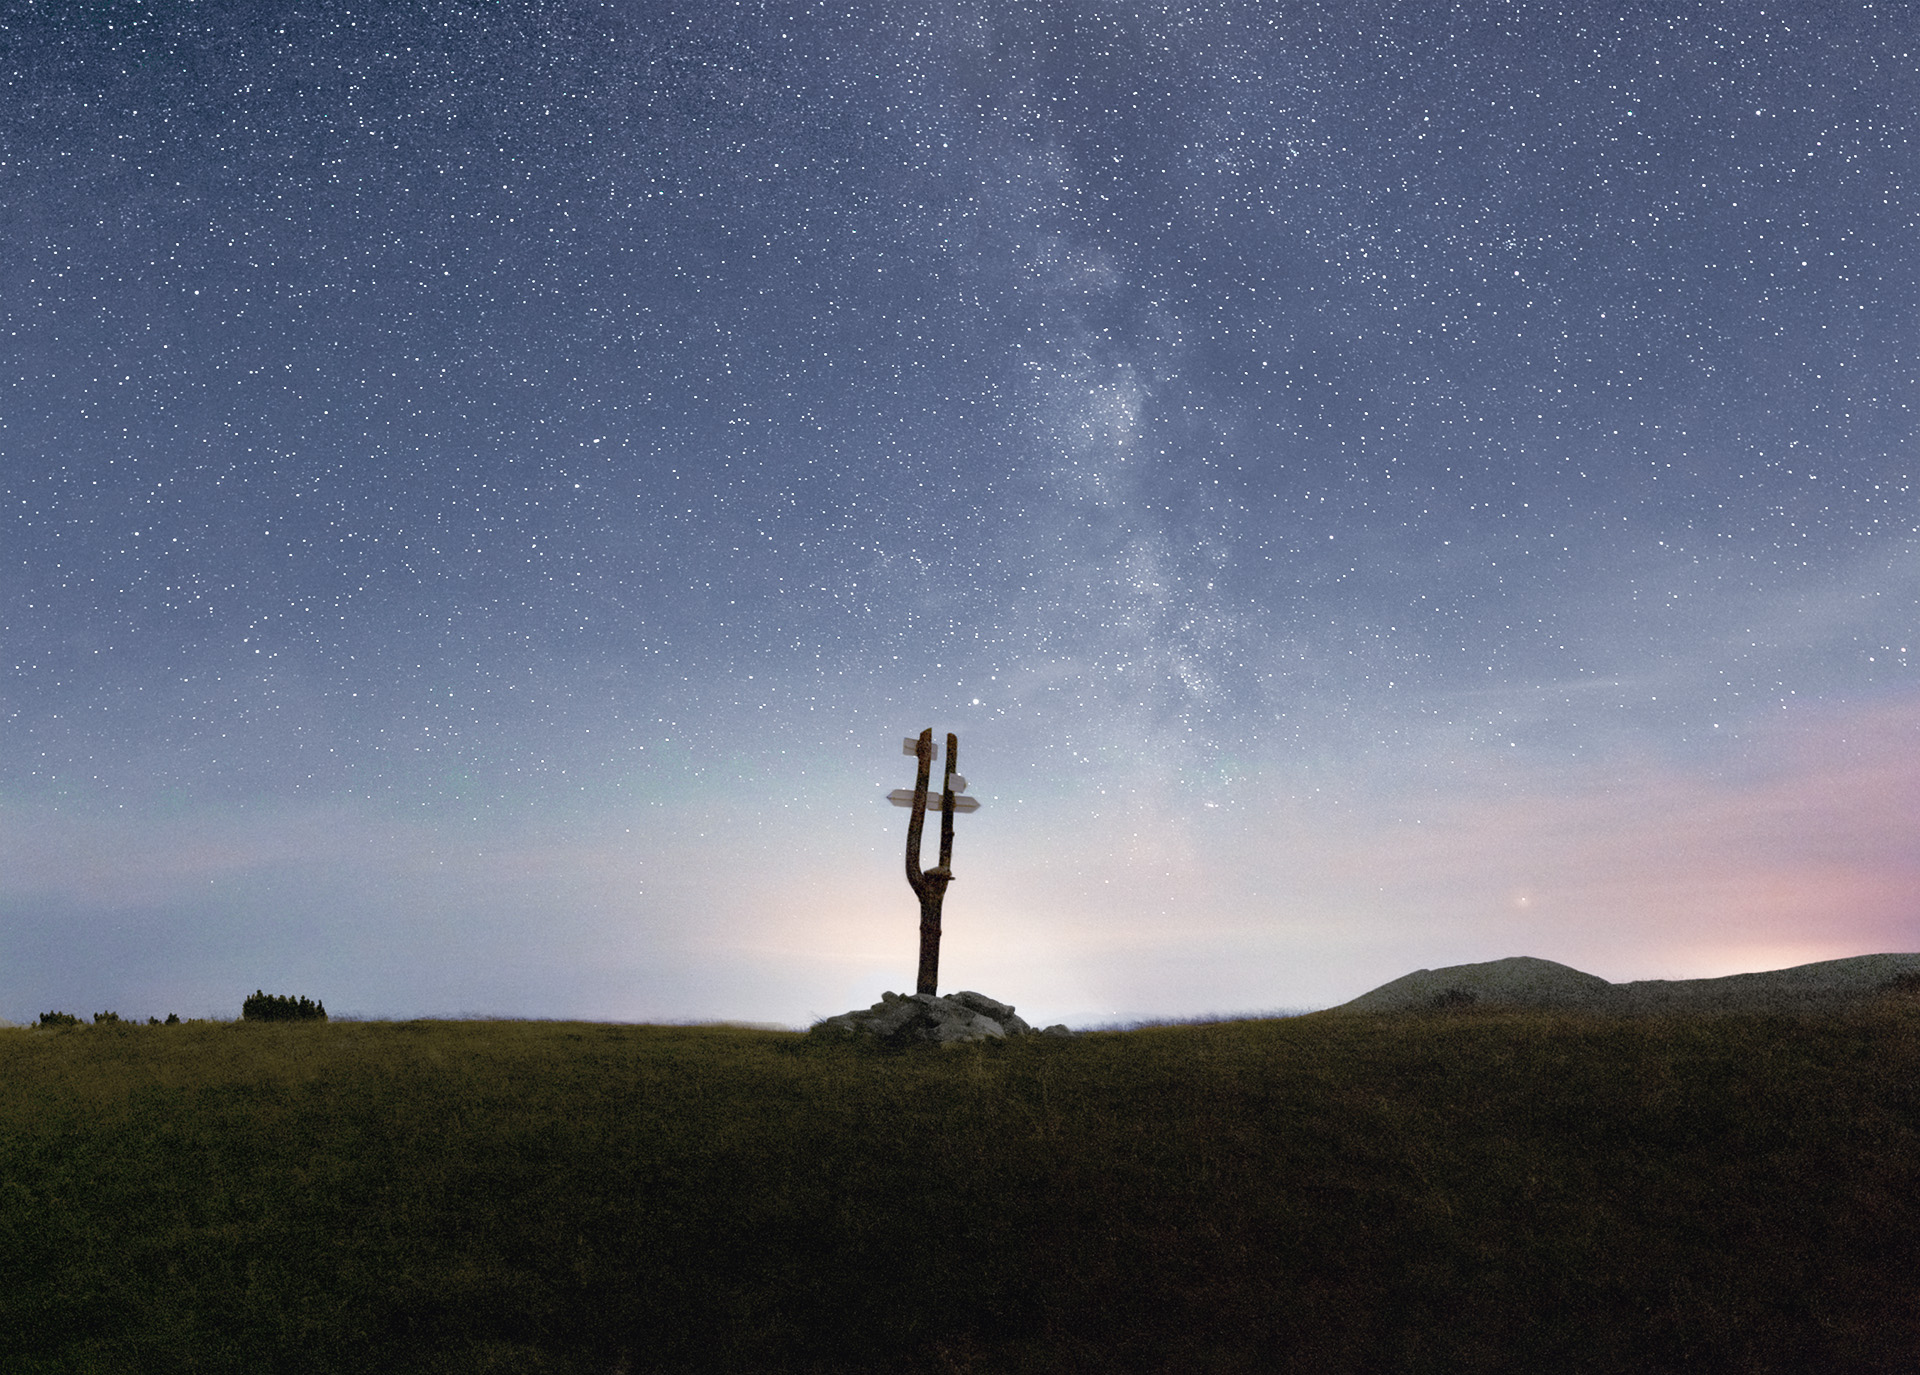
[3,0,1916,1027]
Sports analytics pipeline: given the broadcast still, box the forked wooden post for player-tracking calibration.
[895,728,975,996]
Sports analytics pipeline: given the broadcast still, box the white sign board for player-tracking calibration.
[887,789,980,813]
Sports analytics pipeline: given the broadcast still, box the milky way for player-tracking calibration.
[4,1,1915,1025]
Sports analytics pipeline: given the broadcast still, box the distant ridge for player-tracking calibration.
[1326,953,1920,1015]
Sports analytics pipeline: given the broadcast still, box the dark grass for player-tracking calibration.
[4,991,1920,1374]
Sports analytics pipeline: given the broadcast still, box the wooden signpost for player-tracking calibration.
[889,728,980,995]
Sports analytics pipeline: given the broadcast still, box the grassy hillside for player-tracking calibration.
[3,996,1918,1373]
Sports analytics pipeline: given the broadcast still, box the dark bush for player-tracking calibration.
[93,1011,122,1025]
[241,990,327,1022]
[38,1011,81,1028]
[1430,987,1477,1009]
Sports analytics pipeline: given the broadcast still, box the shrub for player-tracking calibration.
[94,1011,122,1025]
[241,990,327,1023]
[38,1011,81,1028]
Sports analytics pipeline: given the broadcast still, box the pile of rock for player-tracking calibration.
[810,990,1073,1046]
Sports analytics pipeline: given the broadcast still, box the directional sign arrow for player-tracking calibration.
[887,789,980,812]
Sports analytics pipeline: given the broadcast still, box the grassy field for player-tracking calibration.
[3,994,1918,1374]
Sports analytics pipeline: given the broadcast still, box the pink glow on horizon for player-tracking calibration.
[1,692,1914,1023]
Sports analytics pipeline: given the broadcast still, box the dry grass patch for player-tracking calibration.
[3,999,1918,1372]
